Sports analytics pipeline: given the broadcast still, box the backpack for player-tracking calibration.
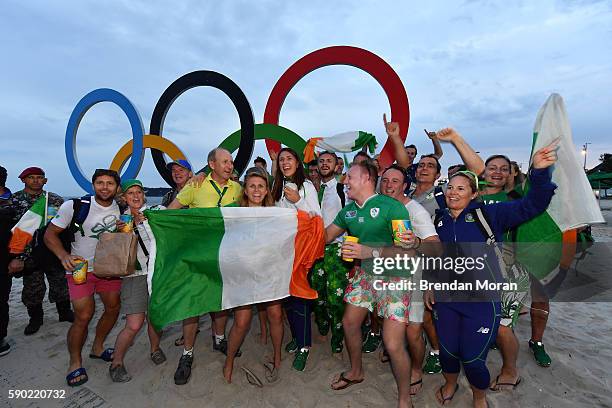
[30,195,92,269]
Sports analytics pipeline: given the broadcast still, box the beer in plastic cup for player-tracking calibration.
[72,257,88,285]
[342,236,359,262]
[392,219,412,245]
[119,214,133,233]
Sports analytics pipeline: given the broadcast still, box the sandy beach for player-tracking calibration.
[1,201,611,408]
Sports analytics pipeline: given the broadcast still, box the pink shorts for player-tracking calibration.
[66,273,122,300]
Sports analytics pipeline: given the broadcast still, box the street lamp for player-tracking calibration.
[582,142,591,171]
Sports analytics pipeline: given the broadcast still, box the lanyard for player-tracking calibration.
[210,180,229,207]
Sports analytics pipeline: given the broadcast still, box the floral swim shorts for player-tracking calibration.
[344,267,411,323]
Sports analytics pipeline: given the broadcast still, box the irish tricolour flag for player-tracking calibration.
[9,193,48,254]
[144,207,324,330]
[515,94,604,286]
[303,131,377,163]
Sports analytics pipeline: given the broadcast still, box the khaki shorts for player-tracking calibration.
[120,275,149,315]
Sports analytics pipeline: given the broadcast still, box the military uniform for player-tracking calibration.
[11,190,72,332]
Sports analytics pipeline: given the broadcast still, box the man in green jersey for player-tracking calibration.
[326,161,419,408]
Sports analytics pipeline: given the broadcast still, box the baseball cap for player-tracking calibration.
[120,179,144,192]
[166,160,192,172]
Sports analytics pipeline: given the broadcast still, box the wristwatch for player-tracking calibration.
[372,248,382,258]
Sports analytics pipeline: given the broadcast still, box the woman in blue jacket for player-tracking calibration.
[424,141,558,408]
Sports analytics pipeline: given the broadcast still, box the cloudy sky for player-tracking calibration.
[2,0,611,195]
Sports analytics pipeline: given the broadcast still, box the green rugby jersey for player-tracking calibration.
[333,194,410,276]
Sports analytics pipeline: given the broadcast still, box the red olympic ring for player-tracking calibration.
[263,45,409,169]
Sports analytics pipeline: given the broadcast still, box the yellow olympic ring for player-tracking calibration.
[110,134,187,173]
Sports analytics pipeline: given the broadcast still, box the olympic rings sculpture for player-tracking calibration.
[65,46,409,193]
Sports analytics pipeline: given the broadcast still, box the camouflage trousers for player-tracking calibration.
[22,266,69,308]
[309,242,351,341]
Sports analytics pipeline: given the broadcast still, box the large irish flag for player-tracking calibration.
[303,131,377,163]
[144,207,324,330]
[9,193,48,254]
[515,94,604,286]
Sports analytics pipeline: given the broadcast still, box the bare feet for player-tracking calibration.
[473,395,488,408]
[223,362,233,383]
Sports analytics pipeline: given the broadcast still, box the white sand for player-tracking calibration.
[2,201,611,408]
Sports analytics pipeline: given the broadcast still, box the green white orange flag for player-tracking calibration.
[515,93,604,284]
[303,131,377,163]
[9,193,48,254]
[144,207,325,330]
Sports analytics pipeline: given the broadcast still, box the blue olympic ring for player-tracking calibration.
[65,88,144,194]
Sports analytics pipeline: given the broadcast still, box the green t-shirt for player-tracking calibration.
[333,194,410,276]
[480,191,510,205]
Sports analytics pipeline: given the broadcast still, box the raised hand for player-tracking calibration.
[434,128,460,143]
[383,113,400,140]
[269,150,278,162]
[532,139,559,169]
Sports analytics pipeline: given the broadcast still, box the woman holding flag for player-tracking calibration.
[272,148,321,371]
[418,141,559,408]
[223,167,284,384]
[108,179,165,383]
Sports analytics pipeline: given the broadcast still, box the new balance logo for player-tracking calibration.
[476,327,490,334]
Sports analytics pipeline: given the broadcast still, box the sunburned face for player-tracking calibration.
[416,157,440,184]
[245,175,268,206]
[124,186,144,210]
[446,175,477,212]
[279,151,298,178]
[484,158,510,190]
[381,168,406,201]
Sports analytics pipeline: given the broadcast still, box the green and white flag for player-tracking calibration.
[303,131,377,162]
[515,93,604,283]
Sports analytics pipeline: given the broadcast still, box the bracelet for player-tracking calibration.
[414,237,422,250]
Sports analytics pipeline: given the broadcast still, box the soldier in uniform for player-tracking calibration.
[7,167,73,335]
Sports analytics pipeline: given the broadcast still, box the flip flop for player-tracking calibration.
[89,347,114,362]
[66,367,88,387]
[331,372,364,391]
[436,383,459,405]
[242,366,263,388]
[263,362,280,384]
[410,378,423,396]
[489,375,522,392]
